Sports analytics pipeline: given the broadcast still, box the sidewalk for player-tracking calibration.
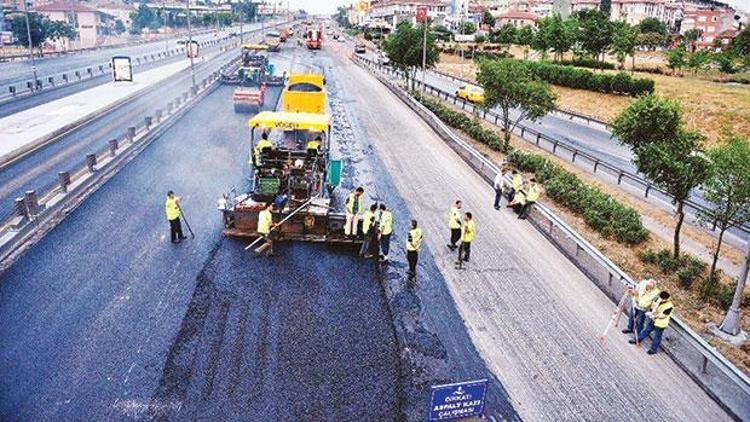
[336,54,729,420]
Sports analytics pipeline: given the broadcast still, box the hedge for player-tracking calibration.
[554,58,616,70]
[413,91,650,245]
[520,60,654,97]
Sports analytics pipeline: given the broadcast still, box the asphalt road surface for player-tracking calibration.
[0,42,402,420]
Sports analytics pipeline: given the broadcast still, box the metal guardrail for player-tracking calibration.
[355,56,750,238]
[0,54,242,268]
[353,54,750,421]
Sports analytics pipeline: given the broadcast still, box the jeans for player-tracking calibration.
[359,231,370,256]
[626,307,646,334]
[169,217,184,242]
[637,320,665,353]
[494,188,502,208]
[407,250,418,274]
[449,228,461,248]
[380,233,391,257]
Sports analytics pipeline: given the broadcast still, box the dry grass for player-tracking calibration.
[434,53,750,146]
[428,93,750,374]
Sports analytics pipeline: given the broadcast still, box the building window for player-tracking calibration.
[67,11,78,28]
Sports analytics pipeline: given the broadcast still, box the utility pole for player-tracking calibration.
[22,0,38,89]
[719,240,750,336]
[186,0,195,87]
[417,6,427,92]
[162,0,168,56]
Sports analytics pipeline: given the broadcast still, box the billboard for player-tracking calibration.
[112,56,132,82]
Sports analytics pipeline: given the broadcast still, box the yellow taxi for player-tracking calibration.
[455,84,485,103]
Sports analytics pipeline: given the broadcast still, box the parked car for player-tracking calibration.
[456,84,485,103]
[354,43,366,54]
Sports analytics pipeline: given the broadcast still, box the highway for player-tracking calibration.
[0,39,735,420]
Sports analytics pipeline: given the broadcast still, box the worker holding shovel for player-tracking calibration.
[254,203,276,257]
[165,191,188,244]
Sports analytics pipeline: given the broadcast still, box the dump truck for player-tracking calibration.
[305,27,322,50]
[218,73,358,245]
[279,28,289,42]
[265,30,281,52]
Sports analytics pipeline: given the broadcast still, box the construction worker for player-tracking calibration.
[345,187,365,238]
[622,279,660,336]
[493,169,507,210]
[456,212,475,264]
[306,136,321,156]
[406,219,423,278]
[519,178,542,220]
[629,291,674,355]
[360,203,377,257]
[254,203,275,256]
[508,170,523,203]
[165,191,187,244]
[379,203,393,261]
[447,200,463,251]
[253,132,274,166]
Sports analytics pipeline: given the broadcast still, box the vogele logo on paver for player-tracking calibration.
[428,379,488,421]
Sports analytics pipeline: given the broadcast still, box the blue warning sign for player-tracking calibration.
[428,379,488,421]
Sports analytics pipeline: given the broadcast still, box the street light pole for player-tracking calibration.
[421,19,427,92]
[22,0,38,89]
[162,0,168,56]
[186,0,195,87]
[719,240,750,336]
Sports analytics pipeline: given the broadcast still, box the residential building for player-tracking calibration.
[680,4,738,47]
[369,0,450,29]
[610,0,681,28]
[530,0,554,17]
[494,8,539,26]
[95,2,135,28]
[35,0,115,49]
[569,0,599,13]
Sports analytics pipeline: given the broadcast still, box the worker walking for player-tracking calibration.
[345,187,364,238]
[629,291,674,354]
[254,203,275,256]
[447,200,463,251]
[622,279,659,336]
[379,203,393,261]
[406,219,423,279]
[165,191,187,244]
[518,178,542,220]
[456,212,475,265]
[493,170,506,210]
[360,203,378,257]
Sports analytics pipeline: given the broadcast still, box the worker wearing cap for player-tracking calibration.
[345,187,364,238]
[456,212,475,264]
[254,203,275,256]
[623,279,660,336]
[379,203,393,261]
[360,203,377,257]
[306,136,321,157]
[406,219,423,278]
[253,132,274,166]
[447,200,462,251]
[519,178,542,220]
[630,291,674,355]
[165,191,187,244]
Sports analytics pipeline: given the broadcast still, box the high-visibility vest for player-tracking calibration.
[651,299,674,329]
[257,209,272,235]
[635,280,660,310]
[345,192,363,215]
[254,139,273,161]
[362,210,374,235]
[448,207,461,229]
[406,227,423,251]
[511,174,523,190]
[307,140,320,151]
[462,219,475,242]
[380,211,393,235]
[165,196,180,220]
[526,184,542,202]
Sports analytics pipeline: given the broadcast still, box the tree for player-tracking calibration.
[730,27,750,57]
[458,21,476,35]
[10,12,49,50]
[334,6,349,28]
[47,20,76,44]
[114,19,127,35]
[638,31,667,50]
[382,22,439,91]
[612,95,709,258]
[493,23,517,50]
[611,22,639,71]
[574,9,613,61]
[515,26,534,59]
[682,28,701,51]
[531,20,552,59]
[600,0,612,14]
[482,11,496,29]
[638,17,668,37]
[712,51,738,74]
[686,50,710,74]
[700,134,750,281]
[477,59,556,150]
[543,14,576,61]
[130,1,159,32]
[234,1,257,23]
[665,46,686,75]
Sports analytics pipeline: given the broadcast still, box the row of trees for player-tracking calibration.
[129,0,258,34]
[9,13,76,51]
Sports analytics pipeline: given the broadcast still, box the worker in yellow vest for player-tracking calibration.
[456,212,475,264]
[360,203,378,258]
[508,170,523,202]
[254,203,275,256]
[406,219,423,278]
[165,191,187,244]
[345,187,365,238]
[378,203,393,261]
[306,136,321,156]
[447,200,463,251]
[623,279,659,336]
[252,132,274,167]
[519,178,543,220]
[630,291,674,354]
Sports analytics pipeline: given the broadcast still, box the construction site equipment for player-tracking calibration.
[222,44,284,112]
[218,74,359,246]
[265,30,281,52]
[305,27,322,50]
[181,208,196,239]
[279,73,326,114]
[279,28,289,42]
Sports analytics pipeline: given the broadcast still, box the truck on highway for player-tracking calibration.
[218,73,358,245]
[265,30,281,52]
[223,44,284,112]
[305,27,322,50]
[279,28,289,42]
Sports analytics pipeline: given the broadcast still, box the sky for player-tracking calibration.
[288,0,349,15]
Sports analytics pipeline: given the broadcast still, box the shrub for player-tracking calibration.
[655,249,679,273]
[677,256,706,289]
[556,58,616,70]
[638,249,658,264]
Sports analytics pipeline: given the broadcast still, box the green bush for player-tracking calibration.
[515,60,654,97]
[637,249,658,264]
[655,249,679,273]
[677,256,707,289]
[556,58,616,70]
